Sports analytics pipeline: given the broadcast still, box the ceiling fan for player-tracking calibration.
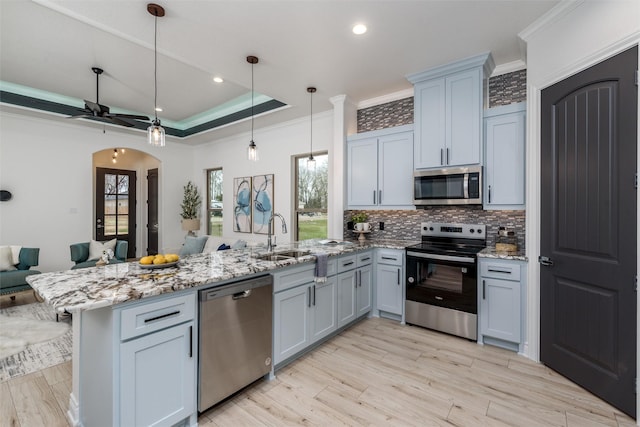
[69,67,150,127]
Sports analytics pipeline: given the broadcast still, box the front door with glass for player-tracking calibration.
[96,167,136,259]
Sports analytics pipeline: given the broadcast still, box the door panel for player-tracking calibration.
[540,46,637,417]
[147,168,159,255]
[96,167,136,259]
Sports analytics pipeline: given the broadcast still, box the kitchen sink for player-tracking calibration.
[254,249,311,261]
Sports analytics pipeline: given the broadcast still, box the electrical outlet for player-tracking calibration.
[379,221,385,231]
[347,221,354,230]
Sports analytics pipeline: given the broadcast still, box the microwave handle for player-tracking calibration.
[463,173,469,199]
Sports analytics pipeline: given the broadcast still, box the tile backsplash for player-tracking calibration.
[344,207,526,250]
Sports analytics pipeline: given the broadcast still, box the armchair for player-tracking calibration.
[70,240,128,269]
[0,247,41,298]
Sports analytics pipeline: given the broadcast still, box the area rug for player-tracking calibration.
[0,302,72,382]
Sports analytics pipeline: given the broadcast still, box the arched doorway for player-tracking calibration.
[93,148,161,258]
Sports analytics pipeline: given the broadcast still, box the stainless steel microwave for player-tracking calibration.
[413,166,482,206]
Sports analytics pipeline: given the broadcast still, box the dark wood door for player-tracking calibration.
[96,167,136,259]
[540,46,637,417]
[147,168,159,255]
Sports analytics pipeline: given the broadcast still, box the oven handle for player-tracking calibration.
[406,251,475,264]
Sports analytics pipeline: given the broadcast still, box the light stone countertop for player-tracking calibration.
[478,247,528,262]
[27,239,417,314]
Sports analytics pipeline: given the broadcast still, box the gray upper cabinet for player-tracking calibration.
[408,52,494,170]
[347,125,414,209]
[484,102,526,210]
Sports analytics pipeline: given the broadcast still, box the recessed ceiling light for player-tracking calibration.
[213,77,224,83]
[155,107,163,112]
[352,24,367,35]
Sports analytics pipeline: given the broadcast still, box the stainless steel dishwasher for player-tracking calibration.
[198,274,273,412]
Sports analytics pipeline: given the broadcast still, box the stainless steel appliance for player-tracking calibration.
[198,275,273,412]
[413,166,482,206]
[405,222,486,340]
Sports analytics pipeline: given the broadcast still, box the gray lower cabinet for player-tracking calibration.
[120,321,196,426]
[273,262,339,366]
[118,293,197,427]
[478,258,527,353]
[375,249,404,317]
[337,252,373,328]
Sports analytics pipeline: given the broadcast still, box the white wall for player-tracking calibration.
[521,0,639,376]
[192,110,334,245]
[0,111,192,272]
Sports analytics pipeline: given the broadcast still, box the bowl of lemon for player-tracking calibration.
[139,254,180,269]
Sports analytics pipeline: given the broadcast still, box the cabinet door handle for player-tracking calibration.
[482,280,486,300]
[378,190,382,204]
[446,148,449,165]
[313,285,316,306]
[397,269,400,285]
[308,287,311,307]
[189,325,193,358]
[488,185,492,203]
[373,190,376,204]
[487,268,511,274]
[144,310,180,323]
[381,256,396,261]
[440,148,444,165]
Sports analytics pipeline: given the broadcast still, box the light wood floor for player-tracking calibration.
[1,293,636,427]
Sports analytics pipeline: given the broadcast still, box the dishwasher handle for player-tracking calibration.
[232,290,252,300]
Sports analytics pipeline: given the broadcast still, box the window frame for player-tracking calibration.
[293,151,328,241]
[206,168,223,236]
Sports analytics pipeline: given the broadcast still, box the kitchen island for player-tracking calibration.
[27,239,413,427]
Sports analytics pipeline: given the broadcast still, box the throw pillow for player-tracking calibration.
[217,244,230,251]
[10,246,21,265]
[179,236,208,256]
[231,240,247,250]
[88,239,117,261]
[0,246,17,271]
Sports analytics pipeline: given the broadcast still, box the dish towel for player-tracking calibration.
[314,252,328,283]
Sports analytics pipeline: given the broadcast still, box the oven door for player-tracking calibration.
[406,251,477,314]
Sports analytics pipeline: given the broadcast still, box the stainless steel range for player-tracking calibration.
[405,222,486,340]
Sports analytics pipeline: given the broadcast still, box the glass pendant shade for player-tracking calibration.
[307,154,316,168]
[247,140,258,161]
[147,119,165,147]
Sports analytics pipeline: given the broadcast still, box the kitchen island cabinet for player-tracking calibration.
[375,249,404,321]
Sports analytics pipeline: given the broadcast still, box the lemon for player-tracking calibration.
[165,254,179,263]
[153,256,167,265]
[139,256,155,265]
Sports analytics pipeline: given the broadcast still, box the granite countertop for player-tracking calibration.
[27,239,418,314]
[478,247,528,262]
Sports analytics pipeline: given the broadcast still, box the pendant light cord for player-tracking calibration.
[309,90,313,155]
[250,61,254,141]
[153,14,158,122]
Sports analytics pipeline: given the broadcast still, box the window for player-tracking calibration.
[294,153,328,240]
[207,168,223,236]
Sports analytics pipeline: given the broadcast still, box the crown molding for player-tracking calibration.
[357,88,414,109]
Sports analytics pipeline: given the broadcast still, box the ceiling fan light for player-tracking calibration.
[147,119,165,147]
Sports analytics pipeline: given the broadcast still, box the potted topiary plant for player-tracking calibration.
[181,181,202,236]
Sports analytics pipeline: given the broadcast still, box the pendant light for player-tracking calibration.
[307,87,317,168]
[147,3,165,147]
[247,55,259,161]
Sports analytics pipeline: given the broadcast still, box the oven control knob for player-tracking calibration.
[408,277,415,284]
[470,229,475,233]
[477,229,483,234]
[423,226,428,231]
[429,227,434,231]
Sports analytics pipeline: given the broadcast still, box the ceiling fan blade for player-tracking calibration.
[110,116,135,127]
[111,113,150,121]
[67,114,93,119]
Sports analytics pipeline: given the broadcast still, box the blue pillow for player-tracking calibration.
[179,236,208,256]
[217,244,230,251]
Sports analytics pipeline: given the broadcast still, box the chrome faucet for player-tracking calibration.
[267,213,287,252]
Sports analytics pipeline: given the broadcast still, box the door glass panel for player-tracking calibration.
[417,262,463,293]
[104,214,117,236]
[117,195,129,214]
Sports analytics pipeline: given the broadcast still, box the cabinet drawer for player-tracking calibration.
[480,262,520,281]
[357,251,373,267]
[337,255,357,273]
[273,263,316,293]
[120,293,196,341]
[376,250,403,266]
